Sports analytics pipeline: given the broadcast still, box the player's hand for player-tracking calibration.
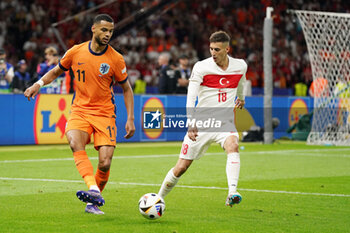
[124,119,135,139]
[24,83,41,101]
[235,98,245,109]
[188,126,198,141]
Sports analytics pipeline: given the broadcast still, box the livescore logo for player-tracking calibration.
[34,94,73,144]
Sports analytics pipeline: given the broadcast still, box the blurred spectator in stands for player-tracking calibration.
[12,59,31,93]
[335,67,350,126]
[335,68,350,98]
[174,54,191,94]
[309,77,328,97]
[37,46,66,94]
[294,77,308,96]
[0,48,14,93]
[158,53,176,94]
[124,46,141,66]
[37,46,58,78]
[274,69,287,88]
[146,38,160,61]
[128,63,141,88]
[2,0,350,94]
[22,36,37,64]
[246,65,259,88]
[0,17,6,49]
[134,75,146,94]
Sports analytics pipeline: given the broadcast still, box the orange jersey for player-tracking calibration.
[59,41,128,117]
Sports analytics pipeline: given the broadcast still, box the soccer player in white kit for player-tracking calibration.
[158,31,247,207]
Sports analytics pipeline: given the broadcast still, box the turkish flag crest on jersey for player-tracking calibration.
[201,74,243,88]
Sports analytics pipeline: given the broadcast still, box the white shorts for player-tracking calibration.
[179,131,239,160]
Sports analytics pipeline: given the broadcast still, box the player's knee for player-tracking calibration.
[225,141,239,153]
[98,159,111,172]
[68,139,84,152]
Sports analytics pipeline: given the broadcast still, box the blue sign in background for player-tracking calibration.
[0,94,313,145]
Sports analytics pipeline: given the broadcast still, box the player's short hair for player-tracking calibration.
[209,31,230,43]
[93,14,114,24]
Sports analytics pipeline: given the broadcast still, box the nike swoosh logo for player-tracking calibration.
[78,62,84,65]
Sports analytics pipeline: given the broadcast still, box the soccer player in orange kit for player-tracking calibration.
[24,14,135,215]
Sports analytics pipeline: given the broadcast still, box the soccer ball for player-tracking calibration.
[138,193,165,220]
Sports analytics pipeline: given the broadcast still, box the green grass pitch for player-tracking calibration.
[0,141,349,233]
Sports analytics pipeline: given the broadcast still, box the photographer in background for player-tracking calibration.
[0,48,14,93]
[12,59,31,93]
[175,54,191,94]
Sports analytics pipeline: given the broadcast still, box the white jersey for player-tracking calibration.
[186,56,247,108]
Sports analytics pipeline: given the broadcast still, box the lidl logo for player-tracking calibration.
[143,110,162,129]
[289,99,308,127]
[142,97,165,140]
[34,94,73,144]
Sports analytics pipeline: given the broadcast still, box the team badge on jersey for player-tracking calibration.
[99,63,110,75]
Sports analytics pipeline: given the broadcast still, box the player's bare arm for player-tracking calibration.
[120,80,135,139]
[24,65,64,101]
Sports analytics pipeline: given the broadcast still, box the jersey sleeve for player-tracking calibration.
[186,62,202,108]
[113,55,128,84]
[58,46,77,71]
[188,62,203,84]
[236,60,248,101]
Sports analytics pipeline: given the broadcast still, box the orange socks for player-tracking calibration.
[95,169,110,192]
[73,150,97,189]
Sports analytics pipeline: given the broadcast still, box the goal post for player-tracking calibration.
[291,10,350,145]
[263,7,274,144]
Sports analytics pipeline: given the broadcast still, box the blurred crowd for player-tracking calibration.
[0,0,349,95]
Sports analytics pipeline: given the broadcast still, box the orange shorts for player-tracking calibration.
[65,111,117,149]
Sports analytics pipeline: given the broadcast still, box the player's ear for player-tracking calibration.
[225,43,230,53]
[91,25,95,33]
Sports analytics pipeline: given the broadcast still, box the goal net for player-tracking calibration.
[294,10,350,145]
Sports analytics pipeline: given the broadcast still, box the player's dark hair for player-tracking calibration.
[93,14,114,24]
[209,31,230,43]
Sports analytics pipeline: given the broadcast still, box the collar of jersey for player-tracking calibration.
[88,41,108,56]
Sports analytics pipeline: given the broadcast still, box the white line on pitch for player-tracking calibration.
[0,177,84,183]
[0,177,349,198]
[0,153,210,163]
[1,147,350,164]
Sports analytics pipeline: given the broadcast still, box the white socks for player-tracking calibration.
[158,168,179,199]
[89,185,100,192]
[158,154,239,198]
[226,152,240,194]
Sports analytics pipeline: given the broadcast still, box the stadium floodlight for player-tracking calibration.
[291,10,350,145]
